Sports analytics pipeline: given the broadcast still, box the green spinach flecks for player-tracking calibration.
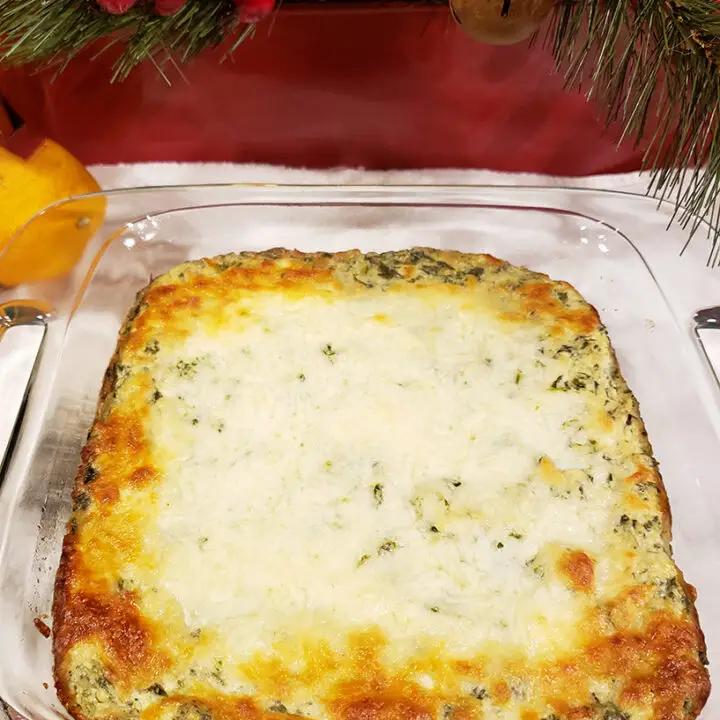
[526,554,544,578]
[657,577,681,600]
[322,344,338,362]
[176,359,200,378]
[378,539,398,555]
[211,659,225,685]
[353,275,374,289]
[554,344,574,357]
[373,483,384,507]
[111,363,131,390]
[374,261,401,279]
[602,708,630,720]
[83,466,99,485]
[74,492,91,511]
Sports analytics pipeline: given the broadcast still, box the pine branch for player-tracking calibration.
[547,0,720,261]
[0,0,241,80]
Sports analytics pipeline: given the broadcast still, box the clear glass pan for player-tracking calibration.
[0,185,718,720]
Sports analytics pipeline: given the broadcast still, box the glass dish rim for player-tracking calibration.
[0,184,708,368]
[2,181,718,269]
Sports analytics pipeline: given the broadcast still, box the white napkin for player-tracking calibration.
[92,163,650,190]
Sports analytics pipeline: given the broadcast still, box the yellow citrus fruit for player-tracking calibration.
[0,139,106,286]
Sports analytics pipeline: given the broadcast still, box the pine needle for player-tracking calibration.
[0,0,240,79]
[547,0,720,259]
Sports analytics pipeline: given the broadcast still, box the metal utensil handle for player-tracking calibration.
[693,306,720,392]
[0,301,51,477]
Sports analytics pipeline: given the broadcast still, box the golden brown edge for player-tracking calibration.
[603,344,711,715]
[52,273,152,720]
[51,247,711,720]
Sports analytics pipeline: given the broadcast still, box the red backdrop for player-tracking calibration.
[0,5,649,174]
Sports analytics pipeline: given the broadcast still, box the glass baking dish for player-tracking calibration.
[0,185,719,720]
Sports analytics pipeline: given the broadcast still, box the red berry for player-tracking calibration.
[234,0,275,23]
[96,0,138,13]
[155,0,188,14]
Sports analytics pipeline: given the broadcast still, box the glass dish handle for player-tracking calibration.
[0,301,50,477]
[694,306,720,392]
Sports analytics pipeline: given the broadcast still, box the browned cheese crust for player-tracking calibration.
[52,249,710,720]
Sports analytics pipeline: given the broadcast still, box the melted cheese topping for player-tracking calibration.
[53,250,709,720]
[145,292,604,659]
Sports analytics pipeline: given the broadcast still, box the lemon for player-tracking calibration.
[0,139,106,286]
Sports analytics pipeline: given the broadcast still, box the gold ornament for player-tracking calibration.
[450,0,555,45]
